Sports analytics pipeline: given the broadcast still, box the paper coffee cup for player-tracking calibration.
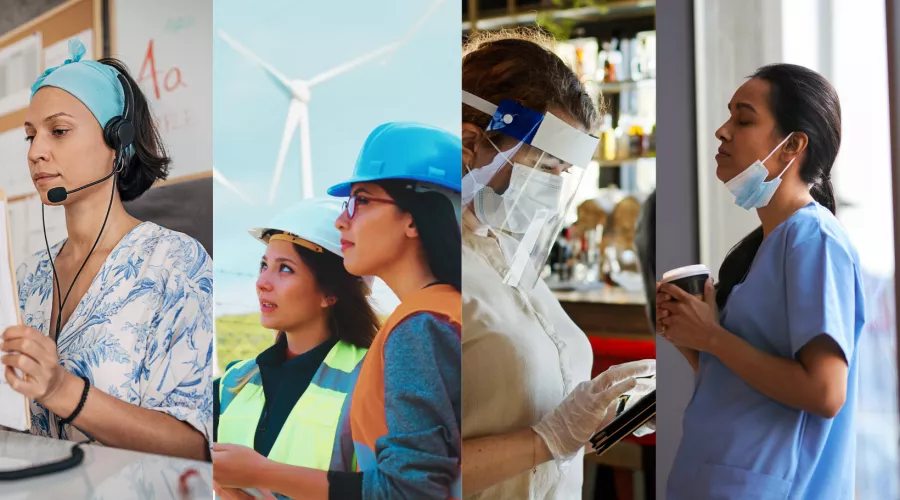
[661,264,710,298]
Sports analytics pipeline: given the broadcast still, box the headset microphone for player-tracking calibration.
[47,170,117,203]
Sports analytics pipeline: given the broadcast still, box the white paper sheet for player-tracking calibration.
[0,197,29,432]
[0,128,34,199]
[44,29,94,69]
[0,33,42,117]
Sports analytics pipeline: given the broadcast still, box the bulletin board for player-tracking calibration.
[0,0,104,202]
[0,0,104,267]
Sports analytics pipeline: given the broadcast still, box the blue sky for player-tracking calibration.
[213,0,461,317]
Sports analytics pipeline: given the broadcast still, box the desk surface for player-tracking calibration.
[0,430,212,499]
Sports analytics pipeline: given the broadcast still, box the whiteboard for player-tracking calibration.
[112,0,213,180]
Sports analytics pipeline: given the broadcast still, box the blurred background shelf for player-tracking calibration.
[599,78,655,93]
[595,155,656,167]
[463,0,656,32]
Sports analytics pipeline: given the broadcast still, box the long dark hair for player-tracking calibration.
[268,236,379,349]
[716,63,841,310]
[97,58,171,202]
[378,180,461,292]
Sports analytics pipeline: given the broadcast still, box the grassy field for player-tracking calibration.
[215,313,275,374]
[215,312,391,374]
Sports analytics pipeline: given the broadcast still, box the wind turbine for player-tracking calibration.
[217,0,446,205]
[213,167,255,206]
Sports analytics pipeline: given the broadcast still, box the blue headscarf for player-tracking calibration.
[30,38,127,132]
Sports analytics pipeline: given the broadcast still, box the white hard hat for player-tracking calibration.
[248,198,375,290]
[248,198,344,255]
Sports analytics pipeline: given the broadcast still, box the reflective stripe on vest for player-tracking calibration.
[218,340,367,472]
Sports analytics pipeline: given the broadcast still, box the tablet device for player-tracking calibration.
[590,389,655,456]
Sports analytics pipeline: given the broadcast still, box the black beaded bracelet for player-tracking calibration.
[59,376,90,426]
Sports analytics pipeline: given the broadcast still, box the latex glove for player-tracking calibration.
[595,376,656,437]
[634,417,656,437]
[533,359,656,469]
[624,377,656,437]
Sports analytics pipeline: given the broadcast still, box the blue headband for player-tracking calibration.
[30,38,126,131]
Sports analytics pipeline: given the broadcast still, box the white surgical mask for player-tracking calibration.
[473,164,564,233]
[461,141,524,208]
[724,132,796,210]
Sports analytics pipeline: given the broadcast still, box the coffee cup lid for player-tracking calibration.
[662,264,710,283]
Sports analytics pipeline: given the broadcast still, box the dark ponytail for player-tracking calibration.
[378,180,462,292]
[810,177,837,215]
[716,64,841,310]
[97,58,171,202]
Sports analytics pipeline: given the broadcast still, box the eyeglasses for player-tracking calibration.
[342,195,397,219]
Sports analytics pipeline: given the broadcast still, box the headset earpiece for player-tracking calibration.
[103,116,134,151]
[102,72,135,153]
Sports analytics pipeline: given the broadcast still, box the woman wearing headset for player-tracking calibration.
[2,39,213,460]
[212,198,378,496]
[213,122,462,500]
[659,64,865,498]
[459,29,655,499]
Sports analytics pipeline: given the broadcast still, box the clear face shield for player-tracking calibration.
[462,90,599,290]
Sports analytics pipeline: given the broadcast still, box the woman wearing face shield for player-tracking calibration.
[4,39,212,460]
[459,30,656,499]
[659,65,865,499]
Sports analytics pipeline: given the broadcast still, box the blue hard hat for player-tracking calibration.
[327,122,462,197]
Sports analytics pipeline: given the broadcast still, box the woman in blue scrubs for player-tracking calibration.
[657,64,866,499]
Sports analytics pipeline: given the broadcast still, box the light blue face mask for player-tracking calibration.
[725,132,796,210]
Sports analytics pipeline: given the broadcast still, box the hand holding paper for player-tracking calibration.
[0,194,30,431]
[2,325,71,406]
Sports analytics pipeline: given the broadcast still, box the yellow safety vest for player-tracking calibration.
[218,340,367,471]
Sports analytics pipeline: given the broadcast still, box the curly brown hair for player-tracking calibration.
[462,27,603,134]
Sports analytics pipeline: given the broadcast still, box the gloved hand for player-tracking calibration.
[634,417,656,437]
[620,377,655,437]
[532,359,656,469]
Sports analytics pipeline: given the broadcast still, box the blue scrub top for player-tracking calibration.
[667,202,866,500]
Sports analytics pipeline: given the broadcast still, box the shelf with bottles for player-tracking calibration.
[553,30,656,85]
[594,116,655,162]
[462,0,655,33]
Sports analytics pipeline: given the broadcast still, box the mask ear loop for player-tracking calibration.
[775,156,797,180]
[765,132,797,181]
[761,132,794,166]
[462,135,523,206]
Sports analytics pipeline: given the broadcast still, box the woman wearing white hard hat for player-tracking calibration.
[212,198,379,500]
[214,121,462,500]
[459,30,655,499]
